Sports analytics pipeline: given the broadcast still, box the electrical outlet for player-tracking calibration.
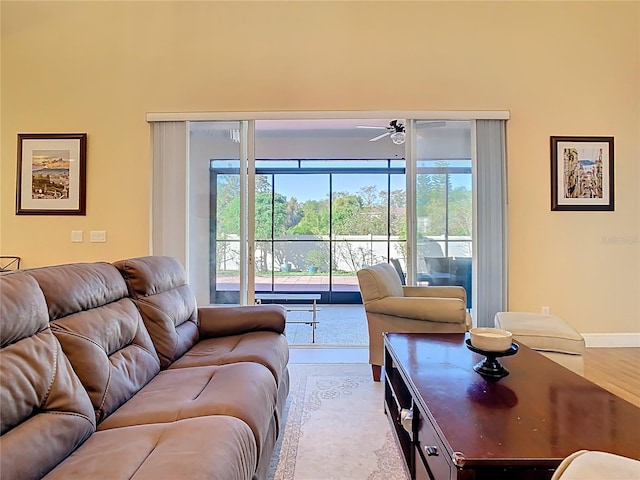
[542,306,550,315]
[71,230,83,243]
[90,230,107,243]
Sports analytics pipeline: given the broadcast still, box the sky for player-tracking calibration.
[272,173,405,203]
[271,172,471,203]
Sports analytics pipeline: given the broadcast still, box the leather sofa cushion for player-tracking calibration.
[97,362,277,469]
[27,263,161,423]
[114,256,199,368]
[44,416,257,480]
[0,272,95,480]
[169,331,289,383]
[168,329,291,440]
[27,261,129,320]
[114,255,187,298]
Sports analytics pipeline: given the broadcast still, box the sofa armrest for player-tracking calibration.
[403,285,466,299]
[197,304,287,338]
[366,296,467,324]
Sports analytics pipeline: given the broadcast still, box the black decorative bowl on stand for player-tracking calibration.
[465,339,519,380]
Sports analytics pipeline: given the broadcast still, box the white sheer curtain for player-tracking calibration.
[150,121,189,268]
[474,119,508,327]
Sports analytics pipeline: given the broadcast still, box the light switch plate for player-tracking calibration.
[71,230,83,243]
[90,230,106,243]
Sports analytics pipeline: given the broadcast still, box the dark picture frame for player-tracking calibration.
[16,133,87,215]
[550,136,614,211]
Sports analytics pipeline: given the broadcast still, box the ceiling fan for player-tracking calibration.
[357,119,406,144]
[356,119,447,144]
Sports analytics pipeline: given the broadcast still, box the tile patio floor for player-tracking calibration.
[285,304,369,346]
[218,274,361,292]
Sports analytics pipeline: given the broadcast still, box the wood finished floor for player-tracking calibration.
[583,347,640,408]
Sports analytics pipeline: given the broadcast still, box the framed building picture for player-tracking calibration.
[550,136,614,211]
[16,133,87,215]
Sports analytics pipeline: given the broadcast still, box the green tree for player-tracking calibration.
[254,191,288,240]
[214,175,241,274]
[331,190,387,270]
[331,193,363,235]
[448,185,472,236]
[255,175,272,194]
[284,197,303,230]
[358,185,380,209]
[289,199,329,235]
[216,175,241,236]
[389,188,406,237]
[357,186,388,235]
[255,191,289,269]
[416,173,447,236]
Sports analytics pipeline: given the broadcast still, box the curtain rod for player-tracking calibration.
[146,110,510,122]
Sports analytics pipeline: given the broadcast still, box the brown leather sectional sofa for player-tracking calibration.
[0,256,289,480]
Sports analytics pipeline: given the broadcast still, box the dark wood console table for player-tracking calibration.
[383,332,640,480]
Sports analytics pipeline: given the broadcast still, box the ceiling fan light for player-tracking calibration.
[390,131,406,144]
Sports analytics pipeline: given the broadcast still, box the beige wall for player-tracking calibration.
[2,1,638,336]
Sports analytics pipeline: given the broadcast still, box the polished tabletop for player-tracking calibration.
[385,332,640,467]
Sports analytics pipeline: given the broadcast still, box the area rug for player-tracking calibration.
[268,363,409,480]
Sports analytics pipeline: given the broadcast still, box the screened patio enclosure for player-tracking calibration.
[211,158,407,304]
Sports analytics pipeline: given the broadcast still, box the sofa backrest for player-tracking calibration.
[0,271,96,480]
[357,262,404,303]
[26,262,161,424]
[113,256,199,368]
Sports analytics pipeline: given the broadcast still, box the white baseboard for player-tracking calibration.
[583,333,640,348]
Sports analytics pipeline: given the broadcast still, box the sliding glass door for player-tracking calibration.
[189,121,247,304]
[413,120,473,307]
[185,117,479,309]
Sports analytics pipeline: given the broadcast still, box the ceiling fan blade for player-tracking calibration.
[418,121,447,128]
[369,132,391,142]
[357,125,388,130]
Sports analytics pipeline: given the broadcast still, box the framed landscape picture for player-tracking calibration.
[550,136,614,211]
[16,133,87,215]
